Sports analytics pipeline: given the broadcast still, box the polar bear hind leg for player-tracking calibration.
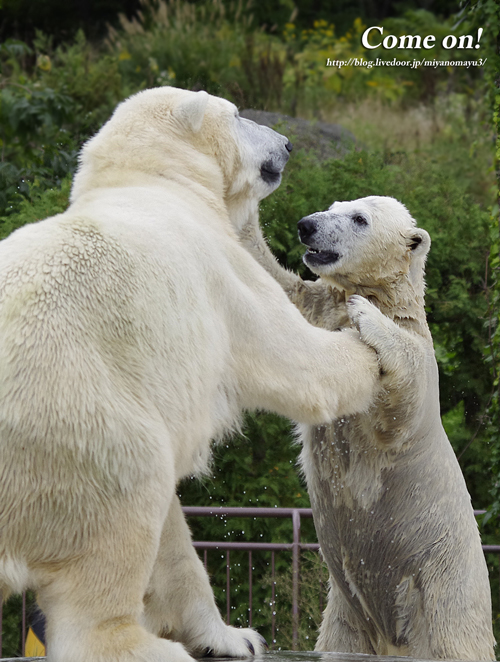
[143,496,266,657]
[316,580,374,654]
[35,500,193,662]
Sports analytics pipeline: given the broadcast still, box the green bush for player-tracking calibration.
[1,0,491,217]
[0,174,72,240]
[107,0,256,100]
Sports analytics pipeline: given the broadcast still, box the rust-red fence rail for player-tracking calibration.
[1,507,499,658]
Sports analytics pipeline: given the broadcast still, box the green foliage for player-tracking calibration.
[0,74,76,216]
[1,0,491,220]
[474,11,500,641]
[33,31,123,133]
[380,9,487,100]
[0,174,71,240]
[106,0,256,100]
[180,413,311,512]
[261,551,327,649]
[0,31,123,219]
[278,9,488,116]
[0,592,37,658]
[1,593,23,657]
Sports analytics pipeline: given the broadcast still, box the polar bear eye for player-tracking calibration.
[352,214,368,226]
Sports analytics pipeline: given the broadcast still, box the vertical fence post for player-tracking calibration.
[0,589,3,657]
[21,591,26,657]
[292,509,301,650]
[248,551,253,628]
[319,573,324,615]
[271,551,276,648]
[226,551,231,625]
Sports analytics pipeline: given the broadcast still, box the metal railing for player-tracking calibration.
[184,506,319,649]
[1,507,499,659]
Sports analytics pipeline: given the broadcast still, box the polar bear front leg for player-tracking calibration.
[346,295,425,378]
[239,208,303,297]
[346,296,400,367]
[346,295,431,434]
[143,496,267,658]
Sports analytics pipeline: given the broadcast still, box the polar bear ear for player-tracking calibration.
[173,91,209,133]
[406,228,431,258]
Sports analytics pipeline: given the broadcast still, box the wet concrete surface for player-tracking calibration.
[247,652,477,662]
[3,651,481,662]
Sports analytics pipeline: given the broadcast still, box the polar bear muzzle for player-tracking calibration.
[260,159,285,185]
[298,214,341,267]
[260,140,292,184]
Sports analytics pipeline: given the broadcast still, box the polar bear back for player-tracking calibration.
[0,188,243,480]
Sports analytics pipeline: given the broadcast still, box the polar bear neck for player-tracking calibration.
[326,272,431,340]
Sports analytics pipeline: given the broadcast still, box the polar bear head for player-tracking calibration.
[71,87,292,231]
[298,196,430,292]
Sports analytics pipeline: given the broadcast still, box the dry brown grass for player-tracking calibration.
[294,93,490,155]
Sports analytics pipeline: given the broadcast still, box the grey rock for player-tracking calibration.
[240,109,356,160]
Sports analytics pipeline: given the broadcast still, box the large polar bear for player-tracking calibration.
[241,195,495,660]
[0,88,381,662]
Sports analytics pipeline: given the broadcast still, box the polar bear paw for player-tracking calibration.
[192,625,267,658]
[347,294,396,359]
[347,294,386,334]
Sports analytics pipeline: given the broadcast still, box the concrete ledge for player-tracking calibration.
[0,653,483,662]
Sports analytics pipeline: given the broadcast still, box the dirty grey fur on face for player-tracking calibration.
[240,195,495,660]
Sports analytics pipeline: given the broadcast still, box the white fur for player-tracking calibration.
[241,195,495,660]
[0,88,380,662]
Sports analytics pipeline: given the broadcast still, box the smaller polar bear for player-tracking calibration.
[241,195,495,660]
[0,88,381,662]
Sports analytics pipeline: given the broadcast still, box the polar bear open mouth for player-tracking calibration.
[303,248,341,267]
[260,160,284,185]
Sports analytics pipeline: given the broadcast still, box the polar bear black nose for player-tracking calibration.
[285,140,293,153]
[298,216,317,242]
